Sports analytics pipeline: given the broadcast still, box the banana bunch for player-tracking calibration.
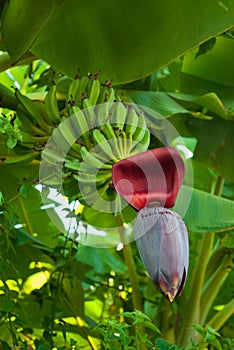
[3,72,151,213]
[68,100,150,211]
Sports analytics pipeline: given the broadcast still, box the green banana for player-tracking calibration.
[106,87,115,103]
[20,131,49,145]
[110,102,127,130]
[74,75,89,108]
[138,129,150,148]
[64,158,80,171]
[4,151,39,164]
[92,128,117,161]
[67,77,80,107]
[89,78,101,106]
[78,181,110,207]
[97,84,115,104]
[16,105,46,136]
[101,123,122,159]
[96,102,111,126]
[56,75,73,93]
[132,112,148,142]
[124,107,139,137]
[75,168,111,185]
[69,105,92,150]
[45,84,61,125]
[82,98,96,129]
[97,85,109,104]
[68,142,83,160]
[80,146,112,170]
[15,89,53,134]
[129,130,150,155]
[42,143,67,165]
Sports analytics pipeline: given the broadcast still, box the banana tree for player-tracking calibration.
[0,1,234,349]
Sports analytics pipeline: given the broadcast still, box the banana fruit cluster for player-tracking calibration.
[4,72,150,210]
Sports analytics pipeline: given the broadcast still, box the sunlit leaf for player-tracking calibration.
[186,117,234,181]
[182,36,234,88]
[28,0,234,83]
[177,186,234,233]
[1,0,64,62]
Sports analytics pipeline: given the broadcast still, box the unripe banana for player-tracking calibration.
[16,105,46,136]
[15,89,53,134]
[110,102,127,130]
[45,84,61,125]
[20,131,49,145]
[132,112,148,143]
[82,98,96,129]
[125,107,139,136]
[92,128,117,160]
[74,75,89,108]
[69,105,92,150]
[129,130,150,156]
[96,102,111,126]
[4,151,39,164]
[80,146,112,170]
[89,78,101,106]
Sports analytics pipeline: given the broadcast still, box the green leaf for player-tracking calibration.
[1,0,64,62]
[124,90,188,117]
[221,232,234,248]
[0,141,39,201]
[195,37,217,59]
[186,117,234,182]
[6,134,17,149]
[156,338,182,350]
[15,187,64,248]
[169,92,233,120]
[182,36,234,88]
[0,191,4,205]
[142,320,161,333]
[1,341,12,350]
[177,186,234,233]
[28,0,234,83]
[77,245,126,275]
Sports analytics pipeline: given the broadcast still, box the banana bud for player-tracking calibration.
[112,147,188,301]
[112,147,185,210]
[135,207,189,302]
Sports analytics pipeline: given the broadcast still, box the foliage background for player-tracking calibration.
[0,1,234,349]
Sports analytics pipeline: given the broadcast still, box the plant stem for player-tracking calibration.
[63,297,98,350]
[200,254,232,324]
[214,176,224,196]
[0,51,36,74]
[178,232,214,346]
[115,215,148,350]
[115,215,143,312]
[17,196,34,236]
[208,298,234,330]
[160,299,174,342]
[178,176,224,346]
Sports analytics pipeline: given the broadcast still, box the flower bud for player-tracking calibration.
[112,147,185,210]
[135,207,189,302]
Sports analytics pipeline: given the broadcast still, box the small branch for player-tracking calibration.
[208,298,234,331]
[177,175,224,347]
[115,215,148,350]
[214,176,224,196]
[160,298,174,342]
[200,254,232,324]
[115,214,143,311]
[0,51,36,74]
[63,297,98,350]
[17,196,34,236]
[178,232,214,346]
